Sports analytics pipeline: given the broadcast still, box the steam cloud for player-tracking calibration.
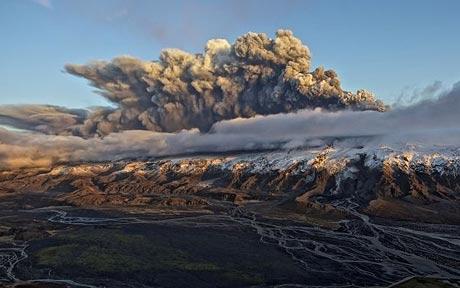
[0,30,385,137]
[0,82,458,169]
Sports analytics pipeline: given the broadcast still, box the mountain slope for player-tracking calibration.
[1,144,459,224]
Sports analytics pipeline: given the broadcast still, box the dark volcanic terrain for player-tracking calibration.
[0,145,459,287]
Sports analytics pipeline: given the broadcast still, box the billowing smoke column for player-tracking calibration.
[62,29,385,137]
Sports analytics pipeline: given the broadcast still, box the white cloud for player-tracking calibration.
[0,81,459,169]
[32,0,52,9]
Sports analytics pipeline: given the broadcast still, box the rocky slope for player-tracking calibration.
[1,144,459,224]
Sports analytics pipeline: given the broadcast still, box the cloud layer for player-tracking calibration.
[0,81,458,169]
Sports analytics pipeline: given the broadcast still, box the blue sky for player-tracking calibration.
[1,0,459,108]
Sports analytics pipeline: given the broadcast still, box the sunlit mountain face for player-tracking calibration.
[1,1,460,287]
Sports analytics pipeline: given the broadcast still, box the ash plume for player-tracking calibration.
[60,29,385,137]
[0,105,87,135]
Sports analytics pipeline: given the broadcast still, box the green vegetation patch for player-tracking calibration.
[28,224,304,287]
[35,229,219,274]
[393,277,458,288]
[30,227,270,288]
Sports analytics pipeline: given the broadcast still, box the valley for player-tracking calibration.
[1,145,460,287]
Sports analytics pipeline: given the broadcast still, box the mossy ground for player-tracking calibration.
[21,223,305,287]
[35,231,223,275]
[393,277,459,288]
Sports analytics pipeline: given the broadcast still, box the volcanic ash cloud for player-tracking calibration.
[60,29,384,137]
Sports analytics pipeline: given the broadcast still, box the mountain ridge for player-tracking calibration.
[2,144,459,224]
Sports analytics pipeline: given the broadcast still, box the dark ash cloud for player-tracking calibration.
[0,105,87,135]
[61,29,385,137]
[1,30,386,137]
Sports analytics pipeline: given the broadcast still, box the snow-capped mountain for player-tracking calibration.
[2,143,459,224]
